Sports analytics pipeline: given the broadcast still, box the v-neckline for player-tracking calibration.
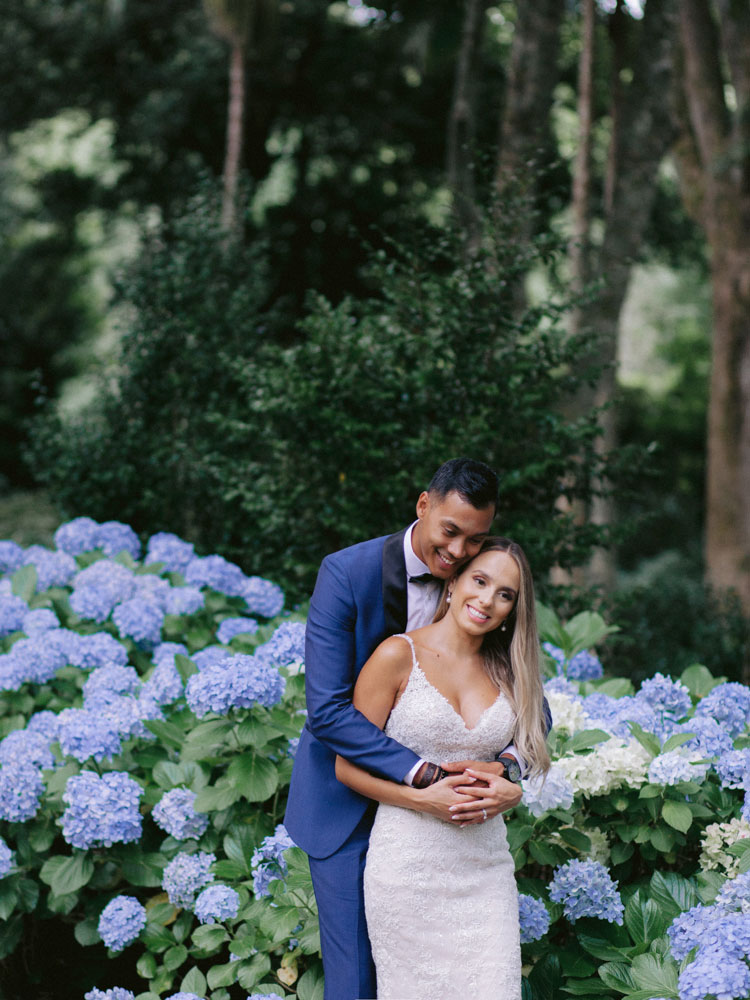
[411,663,503,733]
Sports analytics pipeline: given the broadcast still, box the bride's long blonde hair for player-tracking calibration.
[433,536,550,778]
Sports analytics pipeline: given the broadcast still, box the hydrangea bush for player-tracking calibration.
[3,526,750,1000]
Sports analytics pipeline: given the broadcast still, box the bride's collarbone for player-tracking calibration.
[412,645,499,718]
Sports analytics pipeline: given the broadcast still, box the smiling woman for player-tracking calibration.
[334,536,550,999]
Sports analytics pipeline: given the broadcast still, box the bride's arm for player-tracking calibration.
[334,636,474,822]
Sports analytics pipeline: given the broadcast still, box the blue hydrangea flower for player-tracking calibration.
[715,749,750,789]
[0,763,44,821]
[716,872,750,913]
[153,642,190,664]
[544,675,582,699]
[70,560,136,623]
[185,655,285,717]
[548,859,624,925]
[142,659,184,706]
[194,883,240,924]
[94,521,141,560]
[145,532,195,574]
[61,771,143,849]
[83,665,141,707]
[251,824,296,898]
[26,710,60,740]
[677,946,750,1000]
[696,683,750,738]
[521,765,575,818]
[0,729,55,770]
[542,643,603,681]
[677,716,734,760]
[287,736,299,758]
[69,631,130,669]
[165,994,206,1000]
[668,904,720,960]
[0,540,24,574]
[162,851,215,908]
[255,622,306,668]
[4,633,70,685]
[192,646,233,671]
[636,673,692,719]
[84,989,136,1000]
[648,750,709,786]
[57,708,122,762]
[112,598,164,649]
[97,895,147,951]
[152,788,209,841]
[22,546,77,591]
[54,517,100,555]
[518,893,550,943]
[165,586,205,616]
[185,555,247,596]
[133,575,172,610]
[241,576,284,619]
[217,617,260,644]
[0,836,14,877]
[0,594,28,638]
[246,995,285,1000]
[583,693,663,741]
[22,608,59,633]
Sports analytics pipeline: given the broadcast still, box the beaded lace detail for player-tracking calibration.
[363,634,521,1000]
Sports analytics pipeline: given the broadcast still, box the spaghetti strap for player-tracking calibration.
[394,632,418,669]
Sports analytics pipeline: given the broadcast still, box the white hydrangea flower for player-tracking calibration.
[548,691,590,737]
[583,825,611,865]
[699,817,750,877]
[556,737,650,797]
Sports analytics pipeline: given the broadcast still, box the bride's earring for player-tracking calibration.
[500,620,507,631]
[446,592,452,604]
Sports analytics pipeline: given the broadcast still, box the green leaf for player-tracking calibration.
[506,823,533,852]
[577,934,632,963]
[296,915,321,955]
[0,882,17,921]
[558,828,592,852]
[175,653,199,683]
[564,729,611,753]
[590,677,634,699]
[610,842,634,866]
[560,978,608,996]
[120,852,167,887]
[297,966,325,1000]
[536,602,567,649]
[74,917,100,947]
[136,952,158,979]
[180,967,207,995]
[661,732,694,753]
[192,924,228,953]
[11,564,38,602]
[235,717,281,749]
[207,962,239,989]
[39,854,94,896]
[624,894,669,946]
[212,860,246,881]
[680,663,722,698]
[598,961,637,994]
[193,780,241,813]
[650,826,675,852]
[144,719,186,751]
[629,952,679,994]
[638,784,662,799]
[227,752,278,802]
[164,944,188,972]
[223,826,256,875]
[529,839,568,866]
[260,904,301,944]
[627,722,660,757]
[527,954,562,1000]
[236,952,272,990]
[284,848,314,892]
[662,800,692,833]
[649,871,698,921]
[564,611,619,657]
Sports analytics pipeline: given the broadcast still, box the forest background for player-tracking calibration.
[1,0,749,684]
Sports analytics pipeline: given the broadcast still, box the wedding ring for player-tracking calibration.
[481,809,487,822]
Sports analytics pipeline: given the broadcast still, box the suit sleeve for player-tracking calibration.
[303,555,421,783]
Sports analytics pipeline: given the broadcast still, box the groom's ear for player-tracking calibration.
[415,491,430,519]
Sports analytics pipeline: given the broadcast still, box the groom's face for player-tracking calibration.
[412,490,495,579]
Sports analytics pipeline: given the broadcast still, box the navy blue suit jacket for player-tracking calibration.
[285,529,419,858]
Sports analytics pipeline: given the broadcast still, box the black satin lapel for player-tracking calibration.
[382,528,408,635]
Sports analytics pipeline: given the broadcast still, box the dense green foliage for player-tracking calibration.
[28,185,642,602]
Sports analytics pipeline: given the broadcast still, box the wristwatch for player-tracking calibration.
[495,754,522,783]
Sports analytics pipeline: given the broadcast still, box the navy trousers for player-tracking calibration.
[308,806,377,1000]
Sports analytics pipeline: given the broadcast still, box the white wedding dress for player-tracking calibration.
[364,634,521,1000]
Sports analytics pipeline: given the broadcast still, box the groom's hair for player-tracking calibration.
[427,458,499,511]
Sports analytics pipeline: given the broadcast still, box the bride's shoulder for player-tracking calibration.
[370,634,414,676]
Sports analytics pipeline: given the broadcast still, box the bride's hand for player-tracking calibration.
[412,774,478,823]
[448,767,522,827]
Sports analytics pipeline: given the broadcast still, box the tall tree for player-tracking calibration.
[675,0,750,615]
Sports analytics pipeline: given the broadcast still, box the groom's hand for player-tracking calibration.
[440,759,503,778]
[448,766,522,825]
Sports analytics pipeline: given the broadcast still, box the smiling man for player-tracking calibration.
[284,458,526,1000]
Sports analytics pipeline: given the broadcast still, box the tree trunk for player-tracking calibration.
[447,0,488,241]
[221,37,246,234]
[677,0,750,616]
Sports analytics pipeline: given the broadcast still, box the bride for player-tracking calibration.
[335,536,550,999]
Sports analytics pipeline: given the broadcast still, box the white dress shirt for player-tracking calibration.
[399,521,525,783]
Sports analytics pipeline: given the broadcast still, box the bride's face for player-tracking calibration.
[448,549,520,635]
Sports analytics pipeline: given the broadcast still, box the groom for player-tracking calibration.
[285,458,527,1000]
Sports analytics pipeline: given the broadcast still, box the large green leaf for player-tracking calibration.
[662,800,692,833]
[624,894,669,946]
[174,653,198,683]
[144,719,186,751]
[598,961,638,994]
[629,953,679,994]
[564,729,611,753]
[39,854,94,896]
[235,717,281,750]
[164,944,188,972]
[627,722,660,757]
[558,828,592,852]
[0,882,17,921]
[660,732,694,753]
[179,967,207,995]
[207,962,239,989]
[11,564,37,602]
[577,933,632,963]
[236,952,272,990]
[120,852,167,887]
[564,611,619,657]
[227,752,278,803]
[648,871,698,921]
[192,924,228,953]
[680,663,723,698]
[223,825,258,875]
[536,602,567,649]
[297,966,325,1000]
[74,917,100,947]
[193,780,241,813]
[527,954,562,1000]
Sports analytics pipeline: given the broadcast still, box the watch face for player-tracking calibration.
[503,757,521,783]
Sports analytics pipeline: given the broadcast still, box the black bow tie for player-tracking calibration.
[409,573,441,585]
